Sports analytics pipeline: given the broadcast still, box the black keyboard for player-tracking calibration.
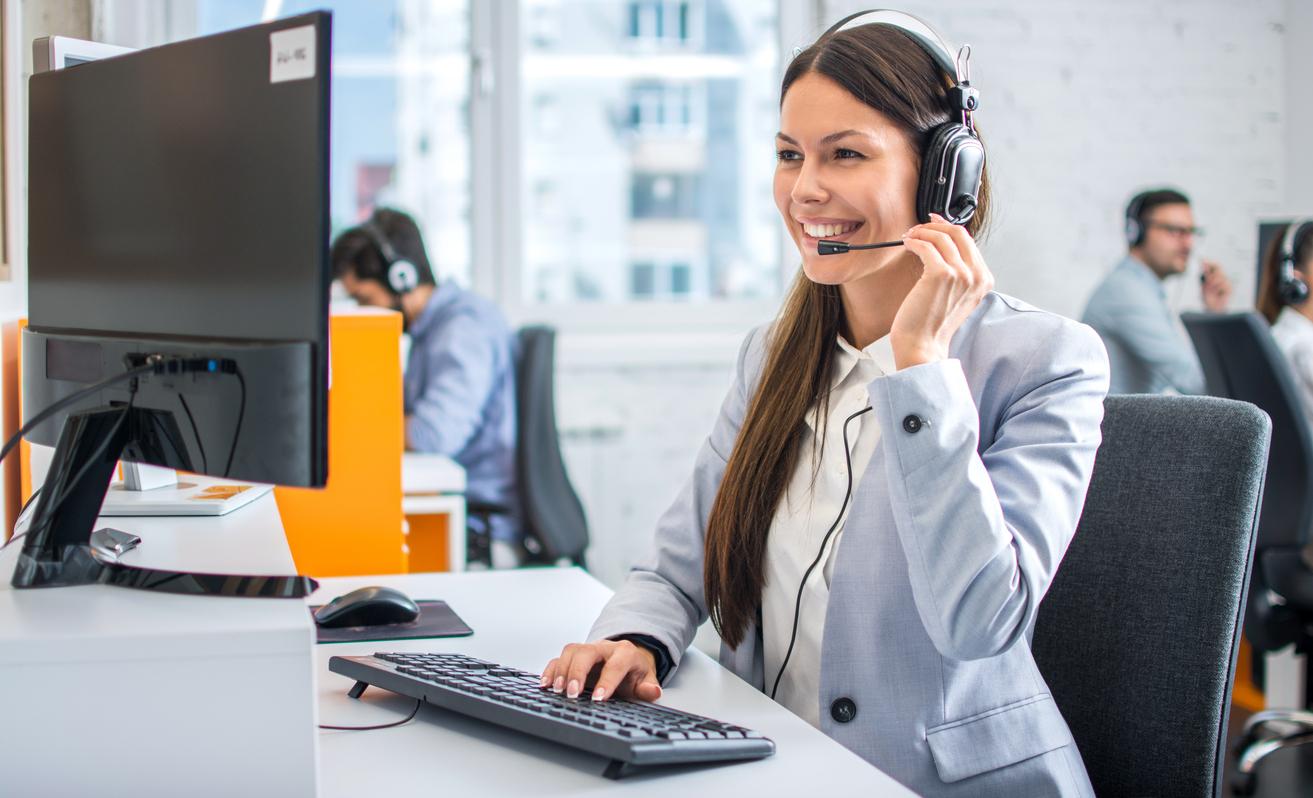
[328,652,775,778]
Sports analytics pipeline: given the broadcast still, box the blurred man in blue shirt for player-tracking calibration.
[1082,188,1232,394]
[332,208,522,567]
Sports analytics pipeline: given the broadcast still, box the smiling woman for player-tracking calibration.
[543,10,1110,797]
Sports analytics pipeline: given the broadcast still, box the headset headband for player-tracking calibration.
[359,218,399,266]
[1283,217,1313,263]
[821,9,966,84]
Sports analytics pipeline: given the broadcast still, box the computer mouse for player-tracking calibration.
[314,586,421,628]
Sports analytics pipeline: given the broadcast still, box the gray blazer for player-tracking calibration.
[590,292,1110,796]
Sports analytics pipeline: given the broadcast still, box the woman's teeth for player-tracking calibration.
[803,222,860,238]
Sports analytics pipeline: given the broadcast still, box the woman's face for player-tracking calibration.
[774,71,921,285]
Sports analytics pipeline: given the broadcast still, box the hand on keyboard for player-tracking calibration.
[542,639,661,703]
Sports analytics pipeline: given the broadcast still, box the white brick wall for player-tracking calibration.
[825,0,1287,318]
[566,0,1303,594]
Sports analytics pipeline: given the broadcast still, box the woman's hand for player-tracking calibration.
[891,213,995,370]
[541,639,662,703]
[1201,259,1232,312]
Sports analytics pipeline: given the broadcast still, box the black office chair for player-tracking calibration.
[468,326,590,567]
[1183,312,1313,792]
[1032,395,1269,798]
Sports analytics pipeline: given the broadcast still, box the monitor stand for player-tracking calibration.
[10,405,317,597]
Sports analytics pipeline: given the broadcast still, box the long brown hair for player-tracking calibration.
[1258,223,1313,324]
[703,23,993,648]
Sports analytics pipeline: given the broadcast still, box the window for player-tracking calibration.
[627,82,699,135]
[628,259,700,300]
[100,0,786,325]
[627,0,697,46]
[520,0,780,307]
[142,0,474,286]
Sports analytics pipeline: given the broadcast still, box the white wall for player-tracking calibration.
[824,0,1287,318]
[1284,0,1313,212]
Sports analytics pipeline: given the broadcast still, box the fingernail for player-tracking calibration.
[592,687,606,702]
[540,675,550,688]
[567,680,580,699]
[553,676,564,693]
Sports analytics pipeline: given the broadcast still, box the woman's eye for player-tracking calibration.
[776,149,801,162]
[835,148,864,160]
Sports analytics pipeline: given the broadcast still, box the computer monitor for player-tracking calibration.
[13,12,332,596]
[32,36,133,73]
[1256,221,1290,303]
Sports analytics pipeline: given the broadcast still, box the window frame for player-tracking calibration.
[474,0,810,334]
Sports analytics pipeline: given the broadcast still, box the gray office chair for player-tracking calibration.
[1032,395,1270,797]
[1183,311,1313,793]
[468,326,589,567]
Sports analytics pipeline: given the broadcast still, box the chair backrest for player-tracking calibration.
[1032,395,1269,798]
[1182,311,1313,550]
[514,326,589,565]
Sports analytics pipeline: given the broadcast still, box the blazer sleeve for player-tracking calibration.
[868,320,1110,661]
[587,327,761,677]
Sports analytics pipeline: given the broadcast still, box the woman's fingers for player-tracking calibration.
[913,215,993,293]
[905,226,964,274]
[900,236,949,279]
[590,647,640,702]
[562,645,604,699]
[540,657,560,689]
[927,213,987,271]
[542,640,663,703]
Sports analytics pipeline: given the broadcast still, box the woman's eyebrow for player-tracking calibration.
[775,129,872,146]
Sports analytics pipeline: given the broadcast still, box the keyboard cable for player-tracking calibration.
[318,697,424,731]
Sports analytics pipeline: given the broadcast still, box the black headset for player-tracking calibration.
[1124,192,1150,248]
[356,213,421,295]
[820,9,985,226]
[1279,219,1313,306]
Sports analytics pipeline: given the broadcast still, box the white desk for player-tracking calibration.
[1,496,915,795]
[402,452,466,571]
[0,497,319,796]
[313,568,915,795]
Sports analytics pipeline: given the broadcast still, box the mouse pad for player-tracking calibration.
[310,600,474,644]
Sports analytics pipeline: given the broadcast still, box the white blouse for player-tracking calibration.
[1272,306,1313,417]
[762,333,897,727]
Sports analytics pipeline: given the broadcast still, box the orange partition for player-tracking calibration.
[2,312,405,573]
[276,308,406,576]
[2,320,21,538]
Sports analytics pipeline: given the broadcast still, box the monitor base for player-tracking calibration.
[10,403,317,598]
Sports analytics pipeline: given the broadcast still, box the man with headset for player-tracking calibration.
[331,208,523,568]
[1081,188,1232,394]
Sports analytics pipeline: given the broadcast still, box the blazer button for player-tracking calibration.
[830,697,857,724]
[902,414,924,434]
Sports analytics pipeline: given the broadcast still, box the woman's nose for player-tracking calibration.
[791,161,828,205]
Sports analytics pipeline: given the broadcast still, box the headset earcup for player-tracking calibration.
[388,259,420,294]
[1280,267,1311,305]
[1125,217,1142,247]
[916,123,984,225]
[1293,278,1310,305]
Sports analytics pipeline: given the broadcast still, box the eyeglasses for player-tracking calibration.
[1145,221,1204,239]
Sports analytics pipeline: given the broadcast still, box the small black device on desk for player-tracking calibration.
[329,652,775,779]
[314,586,420,628]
